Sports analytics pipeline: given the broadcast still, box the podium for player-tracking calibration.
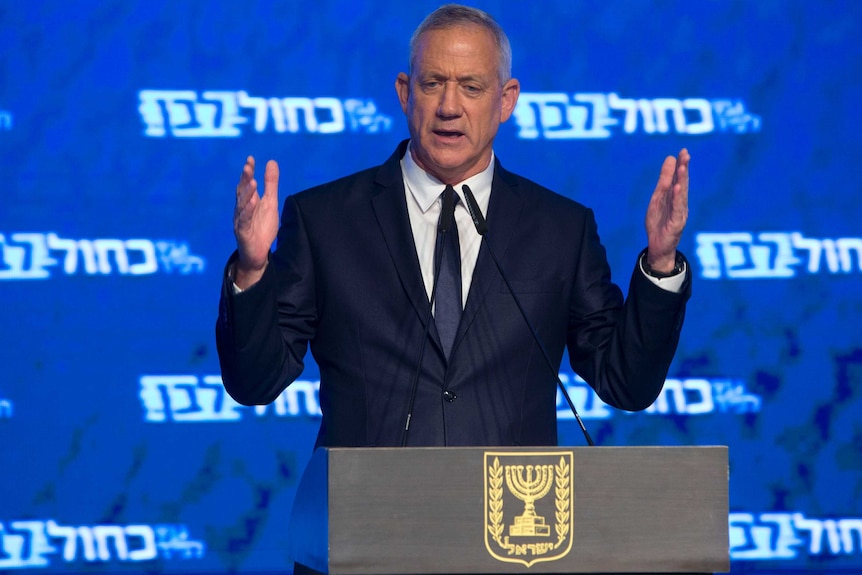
[288,446,729,574]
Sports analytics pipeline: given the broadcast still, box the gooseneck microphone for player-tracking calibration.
[400,187,457,447]
[461,184,595,447]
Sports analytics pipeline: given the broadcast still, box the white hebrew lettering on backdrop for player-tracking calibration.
[729,512,862,560]
[139,91,392,137]
[0,234,202,279]
[696,232,862,279]
[557,375,761,419]
[138,373,761,423]
[0,521,196,568]
[512,93,758,139]
[139,376,323,422]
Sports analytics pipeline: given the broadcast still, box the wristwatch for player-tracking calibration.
[641,251,685,279]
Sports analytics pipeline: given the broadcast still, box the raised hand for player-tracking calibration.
[644,149,690,273]
[233,156,280,289]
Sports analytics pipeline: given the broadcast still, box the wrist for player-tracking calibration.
[231,256,269,290]
[641,251,684,278]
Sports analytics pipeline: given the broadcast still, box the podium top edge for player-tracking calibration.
[319,445,729,453]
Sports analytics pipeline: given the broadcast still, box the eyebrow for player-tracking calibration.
[422,71,490,84]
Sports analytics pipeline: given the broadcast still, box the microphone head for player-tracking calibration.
[461,184,488,235]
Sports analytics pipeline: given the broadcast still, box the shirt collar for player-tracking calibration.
[401,141,495,213]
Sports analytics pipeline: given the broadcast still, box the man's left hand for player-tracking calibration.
[644,148,690,273]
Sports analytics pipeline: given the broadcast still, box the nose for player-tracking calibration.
[437,82,462,119]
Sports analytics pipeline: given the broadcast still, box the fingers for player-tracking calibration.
[658,148,691,193]
[236,156,258,210]
[657,149,690,210]
[673,148,690,213]
[674,149,690,186]
[649,154,674,205]
[235,156,280,219]
[237,156,255,192]
[650,154,677,210]
[646,149,691,246]
[263,159,280,206]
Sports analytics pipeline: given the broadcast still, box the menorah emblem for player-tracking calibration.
[485,452,573,566]
[505,464,554,536]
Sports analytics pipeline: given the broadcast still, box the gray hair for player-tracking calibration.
[408,4,512,84]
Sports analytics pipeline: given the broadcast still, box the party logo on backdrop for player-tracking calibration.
[139,375,321,422]
[695,231,862,279]
[512,92,761,140]
[0,233,205,280]
[138,90,392,138]
[556,373,762,420]
[0,520,205,570]
[730,512,862,561]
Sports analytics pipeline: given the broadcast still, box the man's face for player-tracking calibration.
[396,25,520,185]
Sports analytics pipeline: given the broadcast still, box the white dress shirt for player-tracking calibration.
[400,143,685,306]
[233,145,685,295]
[401,144,492,308]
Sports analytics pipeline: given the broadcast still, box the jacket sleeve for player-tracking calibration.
[215,195,318,405]
[566,208,691,411]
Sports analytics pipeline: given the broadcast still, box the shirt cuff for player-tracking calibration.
[639,259,687,293]
[227,263,244,294]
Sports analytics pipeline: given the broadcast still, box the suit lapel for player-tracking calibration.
[453,161,524,352]
[370,141,444,354]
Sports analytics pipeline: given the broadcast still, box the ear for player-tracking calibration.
[499,78,521,123]
[395,72,411,115]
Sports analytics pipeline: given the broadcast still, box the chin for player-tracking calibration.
[429,149,469,167]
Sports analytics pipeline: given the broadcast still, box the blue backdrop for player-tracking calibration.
[1,1,861,573]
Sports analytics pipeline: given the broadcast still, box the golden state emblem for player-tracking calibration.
[484,451,574,567]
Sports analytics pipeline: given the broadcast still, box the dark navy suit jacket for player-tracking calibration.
[216,140,691,448]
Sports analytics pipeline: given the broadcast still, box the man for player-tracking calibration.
[216,4,691,449]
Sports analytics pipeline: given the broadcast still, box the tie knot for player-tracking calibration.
[437,185,459,234]
[443,185,459,205]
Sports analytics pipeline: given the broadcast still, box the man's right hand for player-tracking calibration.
[233,156,280,289]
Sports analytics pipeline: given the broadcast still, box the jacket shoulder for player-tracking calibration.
[293,165,380,203]
[290,140,407,208]
[496,163,592,218]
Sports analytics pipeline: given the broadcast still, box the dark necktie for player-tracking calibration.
[435,185,461,359]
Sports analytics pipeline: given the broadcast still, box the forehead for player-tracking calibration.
[412,24,499,76]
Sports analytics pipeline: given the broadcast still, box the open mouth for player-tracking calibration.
[434,130,464,139]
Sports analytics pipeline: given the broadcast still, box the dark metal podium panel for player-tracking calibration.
[289,446,729,574]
